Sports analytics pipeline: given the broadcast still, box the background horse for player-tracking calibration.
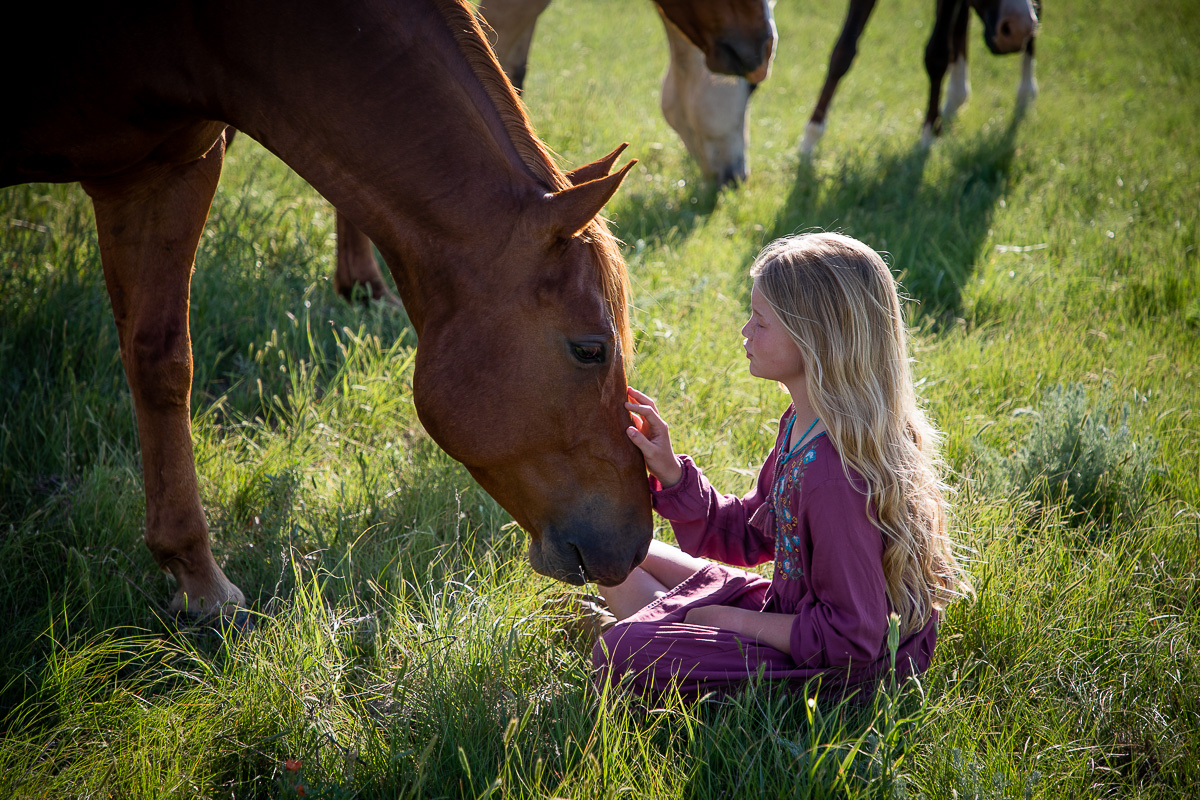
[486,0,775,186]
[800,0,1039,154]
[3,0,652,618]
[336,0,779,303]
[489,0,777,93]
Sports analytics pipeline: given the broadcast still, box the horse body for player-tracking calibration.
[4,0,652,616]
[799,0,1039,154]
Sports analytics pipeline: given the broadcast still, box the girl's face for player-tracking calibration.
[742,283,805,386]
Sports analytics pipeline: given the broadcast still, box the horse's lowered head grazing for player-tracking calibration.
[658,9,758,187]
[405,145,652,587]
[656,0,777,82]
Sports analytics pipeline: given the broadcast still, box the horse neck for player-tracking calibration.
[199,0,550,331]
[660,13,708,80]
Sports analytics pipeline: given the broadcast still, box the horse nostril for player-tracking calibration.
[1000,21,1012,38]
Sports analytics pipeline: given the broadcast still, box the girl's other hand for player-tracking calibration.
[625,387,683,488]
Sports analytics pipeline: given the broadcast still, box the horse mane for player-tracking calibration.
[434,0,634,360]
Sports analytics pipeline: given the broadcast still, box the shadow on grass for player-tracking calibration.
[767,111,1027,321]
[607,171,724,249]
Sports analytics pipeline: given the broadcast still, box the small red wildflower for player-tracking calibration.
[284,759,303,772]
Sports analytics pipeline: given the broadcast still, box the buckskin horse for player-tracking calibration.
[800,0,1040,155]
[2,0,653,619]
[336,0,779,303]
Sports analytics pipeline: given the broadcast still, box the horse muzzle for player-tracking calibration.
[527,520,651,587]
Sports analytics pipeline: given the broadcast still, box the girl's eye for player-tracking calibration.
[571,343,606,364]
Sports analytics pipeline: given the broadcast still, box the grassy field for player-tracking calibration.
[2,0,1198,796]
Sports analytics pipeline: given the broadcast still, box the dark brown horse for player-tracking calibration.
[3,0,653,618]
[800,0,1040,154]
[337,0,779,303]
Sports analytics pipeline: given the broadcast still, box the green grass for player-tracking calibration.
[2,0,1198,796]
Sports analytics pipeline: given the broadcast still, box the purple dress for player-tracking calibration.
[592,405,938,699]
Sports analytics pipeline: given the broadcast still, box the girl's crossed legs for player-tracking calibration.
[598,540,710,620]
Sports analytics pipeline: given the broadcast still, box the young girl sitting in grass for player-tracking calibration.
[594,232,972,699]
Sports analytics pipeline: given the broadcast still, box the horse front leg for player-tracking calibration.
[922,0,963,145]
[334,212,400,306]
[940,0,972,126]
[1017,35,1037,108]
[82,137,246,621]
[802,0,878,155]
[477,0,553,92]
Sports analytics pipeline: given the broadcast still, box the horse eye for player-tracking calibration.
[571,343,605,364]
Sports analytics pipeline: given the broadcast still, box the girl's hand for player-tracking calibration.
[684,605,797,656]
[684,604,732,629]
[624,387,683,488]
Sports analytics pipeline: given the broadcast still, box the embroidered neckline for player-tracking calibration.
[779,413,820,467]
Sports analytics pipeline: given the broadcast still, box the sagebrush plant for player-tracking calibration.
[1005,383,1161,528]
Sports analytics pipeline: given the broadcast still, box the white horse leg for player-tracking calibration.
[1017,50,1038,107]
[919,123,936,148]
[942,55,970,123]
[799,120,826,157]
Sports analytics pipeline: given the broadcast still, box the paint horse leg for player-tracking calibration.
[801,0,878,156]
[82,138,245,620]
[1016,33,1037,108]
[479,0,554,93]
[922,0,966,146]
[940,0,973,128]
[334,212,400,306]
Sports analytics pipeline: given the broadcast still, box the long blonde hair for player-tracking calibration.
[750,233,971,634]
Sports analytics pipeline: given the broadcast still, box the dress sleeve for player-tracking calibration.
[649,454,776,567]
[788,476,890,668]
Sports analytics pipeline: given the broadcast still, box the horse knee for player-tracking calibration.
[126,318,192,408]
[924,43,949,81]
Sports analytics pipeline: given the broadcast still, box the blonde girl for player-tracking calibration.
[594,232,970,697]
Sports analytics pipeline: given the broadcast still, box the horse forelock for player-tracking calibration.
[434,0,633,362]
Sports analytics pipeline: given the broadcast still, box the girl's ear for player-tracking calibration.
[540,159,637,240]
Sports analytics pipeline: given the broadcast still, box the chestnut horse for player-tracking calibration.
[800,0,1040,155]
[336,0,778,303]
[3,0,653,618]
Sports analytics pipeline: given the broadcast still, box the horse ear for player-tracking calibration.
[546,159,636,239]
[565,142,629,186]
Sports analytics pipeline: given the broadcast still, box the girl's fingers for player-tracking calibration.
[626,407,666,440]
[626,425,653,454]
[626,387,657,409]
[624,401,656,418]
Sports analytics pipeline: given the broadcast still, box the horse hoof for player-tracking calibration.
[919,124,937,149]
[175,606,255,638]
[799,121,825,157]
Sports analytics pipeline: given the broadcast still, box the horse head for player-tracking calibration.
[659,10,754,187]
[408,147,652,587]
[655,0,777,83]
